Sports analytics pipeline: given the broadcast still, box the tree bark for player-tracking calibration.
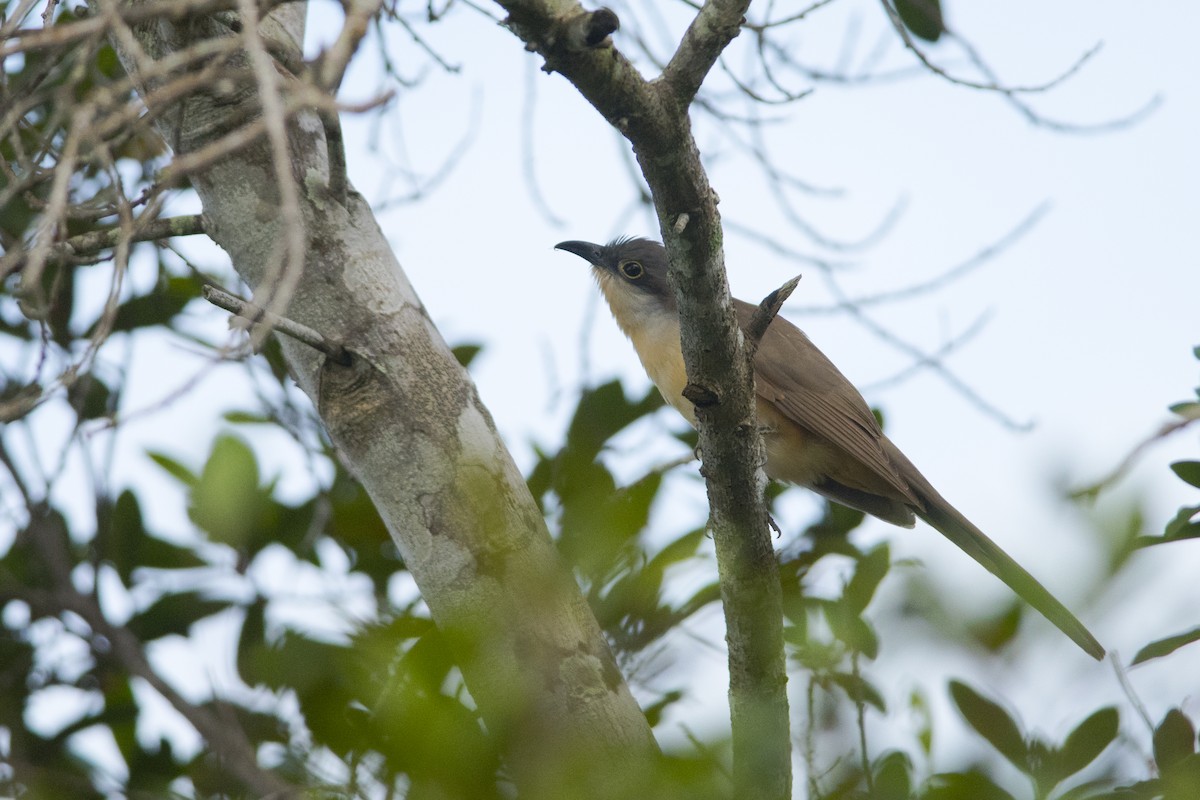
[109,2,658,795]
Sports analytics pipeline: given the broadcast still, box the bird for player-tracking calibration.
[555,236,1105,661]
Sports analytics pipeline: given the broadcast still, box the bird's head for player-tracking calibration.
[554,237,677,333]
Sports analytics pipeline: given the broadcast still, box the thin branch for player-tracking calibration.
[0,0,290,58]
[819,270,1033,431]
[879,0,1161,134]
[859,308,990,392]
[879,0,1101,95]
[0,214,206,279]
[947,30,1163,135]
[202,286,353,365]
[661,0,752,104]
[746,274,802,358]
[314,0,385,91]
[787,203,1049,315]
[521,57,566,226]
[1071,413,1200,500]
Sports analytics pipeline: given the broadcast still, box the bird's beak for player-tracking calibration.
[554,240,604,266]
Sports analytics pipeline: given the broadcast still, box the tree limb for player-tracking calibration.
[494,2,790,797]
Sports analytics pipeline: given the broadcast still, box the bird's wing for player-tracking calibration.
[735,300,918,504]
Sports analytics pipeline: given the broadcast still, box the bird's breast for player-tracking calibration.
[625,317,695,425]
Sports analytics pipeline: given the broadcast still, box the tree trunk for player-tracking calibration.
[109,3,658,795]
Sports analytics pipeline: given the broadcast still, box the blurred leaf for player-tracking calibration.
[1055,707,1119,780]
[972,602,1023,653]
[66,373,113,421]
[923,770,1017,800]
[949,680,1028,772]
[911,689,934,756]
[223,410,273,424]
[1170,401,1200,419]
[236,597,269,687]
[452,343,482,368]
[894,0,945,42]
[1161,753,1200,795]
[125,739,182,796]
[563,380,662,466]
[126,591,231,642]
[873,750,913,800]
[259,334,291,384]
[828,671,886,712]
[641,689,684,728]
[844,543,889,613]
[1131,626,1200,666]
[1171,461,1200,489]
[824,600,879,658]
[104,490,206,583]
[86,275,199,336]
[1139,503,1200,547]
[1153,709,1197,772]
[326,466,399,588]
[147,451,198,487]
[189,434,267,547]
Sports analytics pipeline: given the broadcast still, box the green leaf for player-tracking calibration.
[1153,709,1197,771]
[873,750,912,800]
[222,410,273,424]
[1170,401,1200,420]
[563,380,663,465]
[894,0,945,42]
[845,543,890,613]
[949,680,1028,772]
[147,451,197,487]
[1161,504,1200,543]
[641,689,684,728]
[1132,626,1200,665]
[105,490,206,582]
[924,770,1017,800]
[1055,707,1119,779]
[1171,461,1200,489]
[66,373,113,421]
[87,275,199,336]
[189,434,266,547]
[829,671,886,712]
[126,591,231,641]
[824,600,879,658]
[452,343,483,368]
[1162,753,1200,794]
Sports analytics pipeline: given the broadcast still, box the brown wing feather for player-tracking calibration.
[734,300,919,505]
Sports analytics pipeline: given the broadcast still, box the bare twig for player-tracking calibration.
[860,309,991,392]
[521,57,566,226]
[879,0,1100,95]
[1071,413,1200,500]
[746,274,802,358]
[0,0,289,58]
[0,214,206,279]
[314,0,384,91]
[202,285,352,365]
[819,270,1033,431]
[661,0,751,104]
[787,203,1050,315]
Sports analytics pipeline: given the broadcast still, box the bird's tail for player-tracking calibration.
[915,498,1105,661]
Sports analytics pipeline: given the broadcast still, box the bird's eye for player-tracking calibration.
[620,261,644,279]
